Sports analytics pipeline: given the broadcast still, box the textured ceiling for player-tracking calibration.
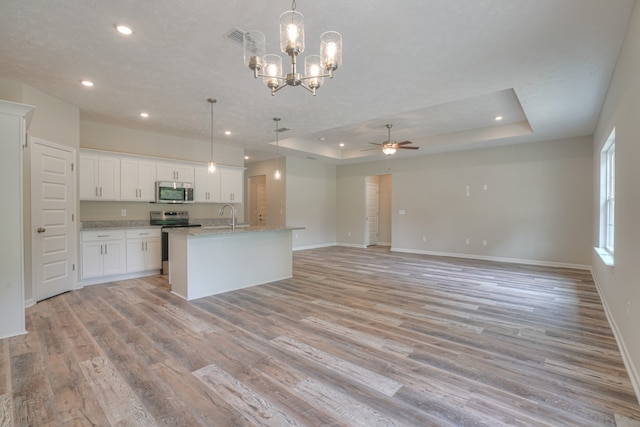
[0,0,634,164]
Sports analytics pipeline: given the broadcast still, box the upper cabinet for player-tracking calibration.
[220,166,244,203]
[121,157,156,202]
[194,165,221,203]
[79,149,242,203]
[79,151,121,200]
[156,161,194,183]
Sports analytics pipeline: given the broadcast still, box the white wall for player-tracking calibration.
[286,157,336,249]
[338,136,593,267]
[591,0,640,398]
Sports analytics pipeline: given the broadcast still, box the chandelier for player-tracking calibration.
[243,0,342,96]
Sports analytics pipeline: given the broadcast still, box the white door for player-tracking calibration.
[31,139,77,301]
[365,181,379,246]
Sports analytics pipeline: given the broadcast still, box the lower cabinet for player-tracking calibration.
[81,228,161,284]
[81,231,127,279]
[126,229,162,273]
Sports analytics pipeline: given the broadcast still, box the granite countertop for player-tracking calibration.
[80,217,239,231]
[164,225,304,237]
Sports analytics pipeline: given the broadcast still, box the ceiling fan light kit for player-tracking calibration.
[370,124,420,156]
[243,0,342,96]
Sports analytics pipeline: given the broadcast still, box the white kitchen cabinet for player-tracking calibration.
[125,229,161,273]
[219,166,244,203]
[121,156,156,201]
[81,230,126,279]
[156,160,194,183]
[80,151,121,200]
[194,165,221,203]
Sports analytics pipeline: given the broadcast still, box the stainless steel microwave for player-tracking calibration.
[155,181,194,203]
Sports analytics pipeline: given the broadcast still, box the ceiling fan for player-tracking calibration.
[368,124,419,155]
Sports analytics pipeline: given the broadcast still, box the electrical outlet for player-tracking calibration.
[348,232,351,237]
[627,301,631,315]
[422,236,427,242]
[399,210,406,215]
[121,209,126,217]
[465,238,470,245]
[482,239,487,246]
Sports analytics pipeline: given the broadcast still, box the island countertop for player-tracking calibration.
[164,225,304,237]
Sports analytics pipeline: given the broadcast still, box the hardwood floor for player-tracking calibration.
[2,246,640,426]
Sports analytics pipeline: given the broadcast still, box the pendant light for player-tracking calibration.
[207,98,217,173]
[273,117,282,180]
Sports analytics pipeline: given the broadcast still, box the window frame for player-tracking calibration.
[600,129,616,259]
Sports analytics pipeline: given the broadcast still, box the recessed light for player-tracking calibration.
[319,137,325,141]
[495,115,503,121]
[81,80,94,87]
[244,155,249,160]
[115,24,133,35]
[339,143,345,147]
[139,112,149,118]
[225,131,231,135]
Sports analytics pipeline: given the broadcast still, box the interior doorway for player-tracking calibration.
[249,174,267,226]
[365,174,392,247]
[31,138,77,301]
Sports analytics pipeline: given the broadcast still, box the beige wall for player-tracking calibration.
[338,136,593,267]
[1,79,81,303]
[286,157,336,249]
[244,157,287,228]
[592,1,640,397]
[378,174,392,245]
[81,121,243,166]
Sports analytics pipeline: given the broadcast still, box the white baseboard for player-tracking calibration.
[591,271,640,404]
[79,269,162,286]
[335,242,367,249]
[390,247,591,270]
[24,298,35,308]
[293,242,335,251]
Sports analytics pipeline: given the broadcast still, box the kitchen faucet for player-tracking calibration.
[219,204,236,231]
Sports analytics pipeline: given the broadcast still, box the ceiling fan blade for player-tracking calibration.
[368,142,383,146]
[398,146,420,150]
[395,141,413,146]
[361,146,381,152]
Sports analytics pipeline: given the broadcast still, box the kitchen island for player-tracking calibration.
[165,226,303,300]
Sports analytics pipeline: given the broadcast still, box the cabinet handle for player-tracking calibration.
[95,187,98,197]
[145,241,148,251]
[100,187,103,197]
[100,244,103,255]
[97,234,109,238]
[104,244,108,255]
[141,242,144,251]
[140,233,149,236]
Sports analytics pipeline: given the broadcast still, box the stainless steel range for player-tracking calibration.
[150,211,201,275]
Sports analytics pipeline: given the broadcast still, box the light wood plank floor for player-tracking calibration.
[2,246,640,426]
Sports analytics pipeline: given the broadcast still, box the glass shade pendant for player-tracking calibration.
[244,0,341,96]
[273,117,282,180]
[207,98,217,174]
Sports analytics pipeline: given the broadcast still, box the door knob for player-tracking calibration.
[37,227,46,233]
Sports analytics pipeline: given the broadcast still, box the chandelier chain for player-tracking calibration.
[291,0,296,11]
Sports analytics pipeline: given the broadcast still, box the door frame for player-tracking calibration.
[30,137,78,303]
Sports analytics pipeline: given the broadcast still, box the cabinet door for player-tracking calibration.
[137,159,157,201]
[79,153,99,200]
[102,240,126,276]
[144,238,162,270]
[175,163,194,183]
[81,241,103,279]
[126,239,146,273]
[156,162,176,181]
[98,155,121,200]
[220,167,243,203]
[194,166,210,202]
[120,158,139,201]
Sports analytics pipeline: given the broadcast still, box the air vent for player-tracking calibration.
[224,27,245,45]
[306,156,317,160]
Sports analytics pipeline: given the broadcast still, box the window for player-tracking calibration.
[600,129,615,261]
